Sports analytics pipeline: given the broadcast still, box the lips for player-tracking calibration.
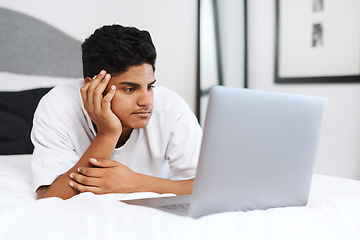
[132,111,152,117]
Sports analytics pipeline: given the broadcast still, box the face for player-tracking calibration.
[104,63,155,132]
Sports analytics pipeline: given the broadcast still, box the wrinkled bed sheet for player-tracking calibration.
[1,155,360,240]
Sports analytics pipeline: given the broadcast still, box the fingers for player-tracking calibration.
[68,159,138,195]
[69,171,99,186]
[93,73,111,113]
[81,70,106,106]
[89,158,119,168]
[69,168,102,194]
[81,77,91,105]
[102,85,116,111]
[69,159,118,194]
[80,71,122,135]
[72,159,119,179]
[80,70,112,114]
[69,180,102,194]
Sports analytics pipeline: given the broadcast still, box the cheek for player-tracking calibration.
[110,97,130,118]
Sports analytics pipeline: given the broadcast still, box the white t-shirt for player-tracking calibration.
[31,80,202,192]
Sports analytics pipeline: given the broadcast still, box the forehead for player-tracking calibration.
[111,64,155,85]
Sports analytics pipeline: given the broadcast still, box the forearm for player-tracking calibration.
[38,133,119,200]
[137,175,194,195]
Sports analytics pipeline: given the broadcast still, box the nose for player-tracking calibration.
[137,90,153,107]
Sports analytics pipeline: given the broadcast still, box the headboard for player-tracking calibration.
[0,7,82,78]
[0,7,83,154]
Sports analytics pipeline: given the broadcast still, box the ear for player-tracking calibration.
[84,77,92,85]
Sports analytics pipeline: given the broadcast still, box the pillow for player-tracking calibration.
[0,72,79,91]
[0,88,52,155]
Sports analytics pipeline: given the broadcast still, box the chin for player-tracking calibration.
[128,119,151,129]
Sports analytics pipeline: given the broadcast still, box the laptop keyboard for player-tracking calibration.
[157,203,190,213]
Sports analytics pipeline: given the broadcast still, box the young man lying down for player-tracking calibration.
[31,25,202,200]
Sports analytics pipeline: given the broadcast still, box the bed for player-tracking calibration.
[1,7,360,240]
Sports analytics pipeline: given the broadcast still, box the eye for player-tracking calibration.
[148,85,155,90]
[123,87,135,93]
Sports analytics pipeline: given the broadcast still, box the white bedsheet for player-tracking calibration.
[0,155,360,239]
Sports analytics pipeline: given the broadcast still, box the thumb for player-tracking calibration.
[89,158,119,168]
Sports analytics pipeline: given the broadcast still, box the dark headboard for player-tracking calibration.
[0,7,82,78]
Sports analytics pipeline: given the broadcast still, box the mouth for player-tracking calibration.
[132,111,152,118]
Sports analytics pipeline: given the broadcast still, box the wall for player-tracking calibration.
[198,0,246,125]
[217,0,245,89]
[0,0,198,111]
[247,0,360,180]
[2,0,359,180]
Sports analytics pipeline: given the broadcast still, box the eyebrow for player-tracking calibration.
[118,79,156,87]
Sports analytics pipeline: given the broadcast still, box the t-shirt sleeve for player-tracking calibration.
[31,115,80,192]
[165,106,202,180]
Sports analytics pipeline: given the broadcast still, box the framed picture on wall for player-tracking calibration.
[275,0,360,83]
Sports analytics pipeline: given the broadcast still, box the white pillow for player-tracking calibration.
[0,72,80,91]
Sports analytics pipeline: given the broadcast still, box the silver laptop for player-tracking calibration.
[122,86,327,218]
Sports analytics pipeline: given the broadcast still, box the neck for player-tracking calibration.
[92,122,133,149]
[116,127,133,148]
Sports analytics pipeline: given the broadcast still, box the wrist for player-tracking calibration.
[95,125,122,139]
[92,121,122,138]
[131,172,147,193]
[93,131,121,149]
[97,130,121,139]
[139,176,194,195]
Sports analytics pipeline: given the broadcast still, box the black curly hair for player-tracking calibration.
[81,24,157,78]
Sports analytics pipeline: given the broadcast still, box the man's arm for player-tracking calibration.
[37,71,121,200]
[37,134,119,199]
[68,158,194,195]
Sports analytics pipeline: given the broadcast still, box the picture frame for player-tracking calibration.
[275,0,360,83]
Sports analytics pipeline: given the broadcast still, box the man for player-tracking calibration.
[31,25,202,200]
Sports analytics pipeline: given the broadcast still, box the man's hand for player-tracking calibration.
[80,70,122,138]
[36,71,124,200]
[68,158,195,195]
[69,158,143,194]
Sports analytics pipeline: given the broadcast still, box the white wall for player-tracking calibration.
[217,0,245,89]
[247,0,360,180]
[3,0,359,180]
[0,0,198,111]
[199,0,246,125]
